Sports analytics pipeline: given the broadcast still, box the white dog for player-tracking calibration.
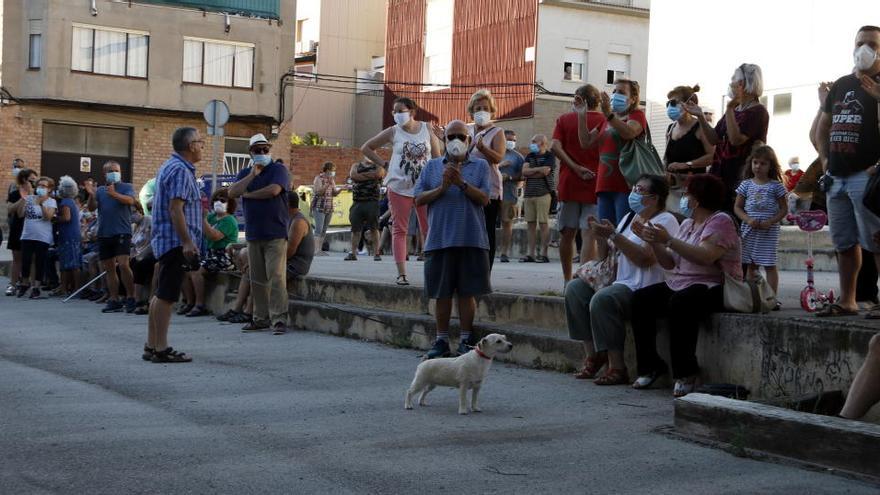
[404,333,513,414]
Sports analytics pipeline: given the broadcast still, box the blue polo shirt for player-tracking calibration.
[414,156,491,252]
[235,161,290,241]
[96,182,135,238]
[151,153,203,258]
[499,149,524,202]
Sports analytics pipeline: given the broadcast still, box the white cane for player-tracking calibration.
[63,271,107,303]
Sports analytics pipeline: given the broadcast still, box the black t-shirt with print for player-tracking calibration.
[824,73,880,176]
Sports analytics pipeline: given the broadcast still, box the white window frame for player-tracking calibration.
[606,52,630,85]
[70,23,150,79]
[563,48,587,82]
[183,36,255,89]
[422,0,454,92]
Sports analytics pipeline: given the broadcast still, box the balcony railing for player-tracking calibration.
[134,0,280,19]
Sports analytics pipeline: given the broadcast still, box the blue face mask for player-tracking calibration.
[36,187,47,197]
[628,191,645,213]
[106,171,121,184]
[680,195,694,218]
[252,154,272,167]
[666,105,682,121]
[611,92,629,113]
[529,143,540,154]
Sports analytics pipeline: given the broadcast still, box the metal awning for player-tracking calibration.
[134,0,280,19]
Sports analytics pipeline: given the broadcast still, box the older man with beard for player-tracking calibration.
[414,120,491,359]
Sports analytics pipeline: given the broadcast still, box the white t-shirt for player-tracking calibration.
[20,195,57,244]
[385,122,432,197]
[613,211,680,291]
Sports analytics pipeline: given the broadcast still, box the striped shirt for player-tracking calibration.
[523,152,557,198]
[413,155,491,252]
[151,153,203,258]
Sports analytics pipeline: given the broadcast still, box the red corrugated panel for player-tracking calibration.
[384,0,537,128]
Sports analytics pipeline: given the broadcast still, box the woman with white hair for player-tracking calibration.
[56,176,81,296]
[685,63,769,211]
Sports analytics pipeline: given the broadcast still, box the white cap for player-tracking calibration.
[249,133,270,148]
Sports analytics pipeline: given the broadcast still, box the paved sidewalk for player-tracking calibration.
[1,280,876,494]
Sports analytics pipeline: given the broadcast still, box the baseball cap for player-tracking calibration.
[249,133,270,148]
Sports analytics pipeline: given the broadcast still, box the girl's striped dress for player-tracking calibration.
[736,179,787,266]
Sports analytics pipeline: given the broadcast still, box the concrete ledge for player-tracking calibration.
[674,393,880,482]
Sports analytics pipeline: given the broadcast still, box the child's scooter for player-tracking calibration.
[786,210,835,312]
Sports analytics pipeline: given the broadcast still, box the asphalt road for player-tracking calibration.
[1,278,876,494]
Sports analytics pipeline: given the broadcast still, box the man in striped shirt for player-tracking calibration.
[145,127,204,363]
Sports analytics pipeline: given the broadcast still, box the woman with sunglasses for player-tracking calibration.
[684,64,769,212]
[564,174,679,385]
[361,97,441,285]
[663,84,716,213]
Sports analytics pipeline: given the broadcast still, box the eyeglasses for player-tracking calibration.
[446,134,468,142]
[251,147,271,154]
[666,100,680,107]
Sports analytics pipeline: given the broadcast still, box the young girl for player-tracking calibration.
[734,144,788,300]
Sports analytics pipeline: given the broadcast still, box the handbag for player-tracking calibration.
[722,272,776,314]
[619,125,665,187]
[861,101,880,217]
[575,213,635,290]
[542,174,558,214]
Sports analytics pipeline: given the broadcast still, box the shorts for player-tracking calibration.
[130,255,157,286]
[7,216,23,251]
[500,200,517,223]
[557,201,597,231]
[313,210,332,237]
[154,247,187,303]
[827,170,880,252]
[349,200,380,232]
[424,247,492,299]
[98,235,132,261]
[58,240,82,271]
[523,194,551,224]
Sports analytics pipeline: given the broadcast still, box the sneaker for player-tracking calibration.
[28,287,42,299]
[142,345,155,361]
[5,285,15,296]
[125,298,138,313]
[499,254,510,263]
[176,303,194,315]
[88,289,105,301]
[457,334,478,355]
[241,319,271,332]
[133,305,149,315]
[426,339,451,359]
[535,255,550,263]
[373,255,382,261]
[101,299,125,313]
[228,312,252,324]
[16,284,29,298]
[344,253,357,261]
[272,322,288,335]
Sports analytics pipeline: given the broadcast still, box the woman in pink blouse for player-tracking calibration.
[629,174,742,397]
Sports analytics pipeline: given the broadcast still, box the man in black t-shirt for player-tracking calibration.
[816,25,880,317]
[346,161,384,261]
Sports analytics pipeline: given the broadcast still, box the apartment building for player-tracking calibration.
[383,0,650,141]
[0,0,295,189]
[290,0,386,148]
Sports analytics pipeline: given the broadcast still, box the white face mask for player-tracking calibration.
[329,171,336,178]
[854,44,879,72]
[446,139,468,158]
[213,201,226,214]
[506,140,516,151]
[727,83,737,100]
[790,162,800,172]
[473,111,492,126]
[393,111,410,126]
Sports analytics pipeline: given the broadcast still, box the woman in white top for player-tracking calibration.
[563,174,679,386]
[361,96,441,285]
[15,176,57,298]
[467,89,507,270]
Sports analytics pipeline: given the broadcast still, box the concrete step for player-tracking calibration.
[675,393,880,482]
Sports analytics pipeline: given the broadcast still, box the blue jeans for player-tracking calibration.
[597,191,631,226]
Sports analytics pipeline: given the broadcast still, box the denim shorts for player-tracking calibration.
[827,170,880,252]
[557,201,597,231]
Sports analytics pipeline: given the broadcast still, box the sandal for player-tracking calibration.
[142,345,155,361]
[396,275,410,286]
[344,253,357,261]
[865,304,880,320]
[186,305,210,317]
[176,303,194,315]
[519,255,536,263]
[574,352,607,379]
[673,378,697,398]
[535,255,550,263]
[815,303,858,318]
[241,320,271,332]
[216,309,237,321]
[594,368,629,386]
[133,305,149,315]
[228,312,252,323]
[151,347,192,363]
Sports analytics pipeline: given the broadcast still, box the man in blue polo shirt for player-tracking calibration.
[229,133,290,333]
[414,120,492,359]
[86,160,138,313]
[145,127,204,363]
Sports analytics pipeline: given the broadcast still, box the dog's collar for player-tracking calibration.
[474,346,491,360]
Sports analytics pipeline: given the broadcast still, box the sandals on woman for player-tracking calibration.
[594,368,629,386]
[574,352,607,379]
[815,303,857,318]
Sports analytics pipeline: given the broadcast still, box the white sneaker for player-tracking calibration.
[673,379,696,398]
[5,285,14,296]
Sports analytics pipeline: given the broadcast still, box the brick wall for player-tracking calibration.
[289,145,391,187]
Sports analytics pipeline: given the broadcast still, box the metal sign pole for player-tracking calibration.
[203,99,230,196]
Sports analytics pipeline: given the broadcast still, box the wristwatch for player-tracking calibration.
[606,113,616,121]
[459,182,469,192]
[686,161,693,168]
[665,238,674,249]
